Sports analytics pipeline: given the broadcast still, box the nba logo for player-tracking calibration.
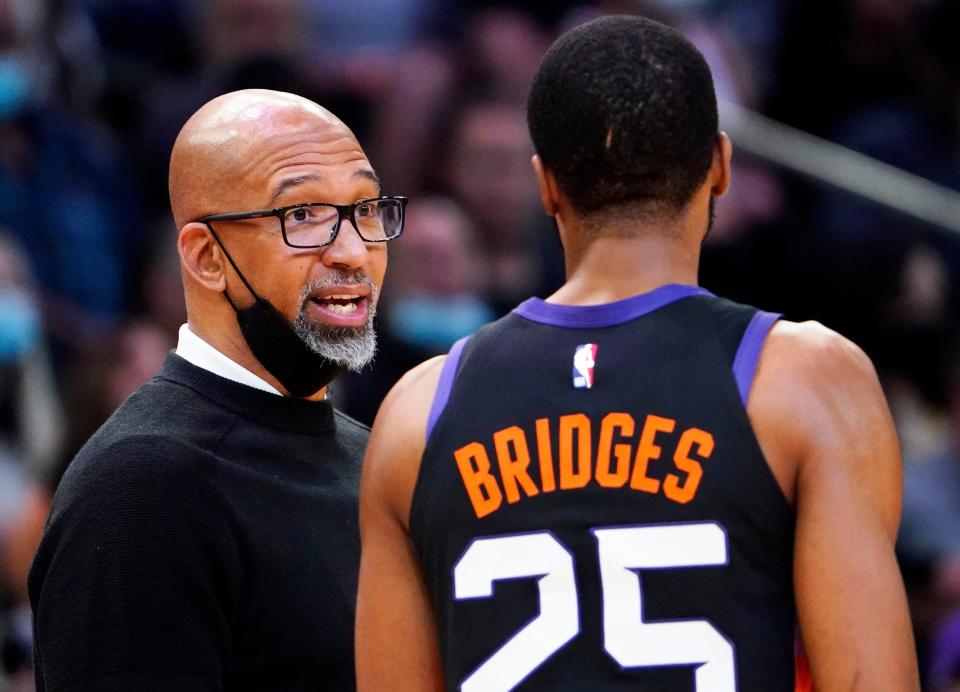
[572,343,598,389]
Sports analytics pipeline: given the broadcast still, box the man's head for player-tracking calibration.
[527,15,728,230]
[169,89,392,395]
[446,99,537,245]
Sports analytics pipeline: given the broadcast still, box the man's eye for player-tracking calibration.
[356,203,374,217]
[293,208,310,222]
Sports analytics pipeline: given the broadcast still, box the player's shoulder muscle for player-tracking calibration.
[361,356,446,528]
[764,319,877,384]
[750,319,900,526]
[754,318,887,440]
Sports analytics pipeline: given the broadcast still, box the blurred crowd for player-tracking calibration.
[1,0,959,689]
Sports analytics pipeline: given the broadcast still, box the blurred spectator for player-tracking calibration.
[0,100,141,349]
[928,610,960,691]
[54,320,172,485]
[306,0,454,68]
[0,231,60,688]
[383,195,494,352]
[0,2,142,353]
[137,221,188,342]
[201,0,309,70]
[367,45,457,194]
[459,6,550,102]
[369,5,549,195]
[0,317,170,685]
[440,97,547,310]
[0,232,61,481]
[900,346,960,595]
[337,196,494,424]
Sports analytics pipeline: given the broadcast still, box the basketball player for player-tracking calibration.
[355,16,919,691]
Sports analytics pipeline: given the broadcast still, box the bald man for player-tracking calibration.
[28,90,406,691]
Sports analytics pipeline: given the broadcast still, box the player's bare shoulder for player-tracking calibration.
[755,319,887,427]
[764,319,877,385]
[361,356,447,528]
[375,355,447,428]
[749,318,899,509]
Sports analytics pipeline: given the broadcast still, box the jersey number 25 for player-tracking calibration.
[453,522,735,692]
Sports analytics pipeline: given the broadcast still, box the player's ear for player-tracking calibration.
[178,222,227,291]
[532,154,560,217]
[710,132,733,198]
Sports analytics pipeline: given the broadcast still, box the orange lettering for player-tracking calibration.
[630,414,675,492]
[535,417,557,492]
[454,442,503,518]
[559,413,591,489]
[596,412,635,488]
[664,428,713,504]
[493,426,540,504]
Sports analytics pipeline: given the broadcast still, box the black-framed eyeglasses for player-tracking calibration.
[197,196,407,249]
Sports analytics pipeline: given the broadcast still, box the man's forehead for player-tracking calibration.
[268,169,381,205]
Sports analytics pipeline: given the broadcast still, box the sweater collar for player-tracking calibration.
[156,352,336,434]
[174,323,281,396]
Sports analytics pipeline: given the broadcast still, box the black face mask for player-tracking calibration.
[205,226,344,398]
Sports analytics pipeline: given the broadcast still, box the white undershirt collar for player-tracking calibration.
[175,323,281,396]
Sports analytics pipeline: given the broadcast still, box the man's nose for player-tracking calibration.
[321,221,370,270]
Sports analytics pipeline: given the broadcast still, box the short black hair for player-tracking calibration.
[527,15,718,217]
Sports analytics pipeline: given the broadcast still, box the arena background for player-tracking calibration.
[1,0,959,689]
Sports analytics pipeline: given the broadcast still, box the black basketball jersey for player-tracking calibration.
[408,284,795,691]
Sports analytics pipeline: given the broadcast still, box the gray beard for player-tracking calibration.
[292,274,378,372]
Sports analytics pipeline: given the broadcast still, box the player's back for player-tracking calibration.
[409,284,795,691]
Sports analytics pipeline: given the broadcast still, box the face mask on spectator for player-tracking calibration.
[389,295,494,351]
[0,288,39,362]
[0,56,30,119]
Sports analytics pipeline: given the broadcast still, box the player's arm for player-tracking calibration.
[356,357,446,692]
[749,321,919,691]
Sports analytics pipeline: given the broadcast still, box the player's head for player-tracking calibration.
[527,15,730,235]
[169,89,403,395]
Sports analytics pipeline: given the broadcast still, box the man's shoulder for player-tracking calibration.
[57,378,225,513]
[362,356,447,525]
[378,356,446,429]
[334,409,371,437]
[752,319,884,432]
[74,370,235,469]
[749,318,894,500]
[761,319,877,392]
[330,409,372,462]
[57,429,210,511]
[90,371,204,435]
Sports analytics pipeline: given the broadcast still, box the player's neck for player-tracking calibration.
[551,232,700,306]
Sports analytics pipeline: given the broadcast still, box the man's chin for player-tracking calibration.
[307,320,371,340]
[293,315,377,372]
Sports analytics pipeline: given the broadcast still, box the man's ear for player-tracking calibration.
[178,222,226,291]
[710,132,733,198]
[531,154,560,217]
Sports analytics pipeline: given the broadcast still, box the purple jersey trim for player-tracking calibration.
[733,311,781,405]
[513,283,711,328]
[426,336,471,440]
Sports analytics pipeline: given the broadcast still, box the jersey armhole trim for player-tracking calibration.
[733,311,781,405]
[425,336,471,440]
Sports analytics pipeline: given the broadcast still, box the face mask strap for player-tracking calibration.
[199,220,344,397]
[203,222,261,304]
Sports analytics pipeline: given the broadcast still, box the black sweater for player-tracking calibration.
[29,353,368,691]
